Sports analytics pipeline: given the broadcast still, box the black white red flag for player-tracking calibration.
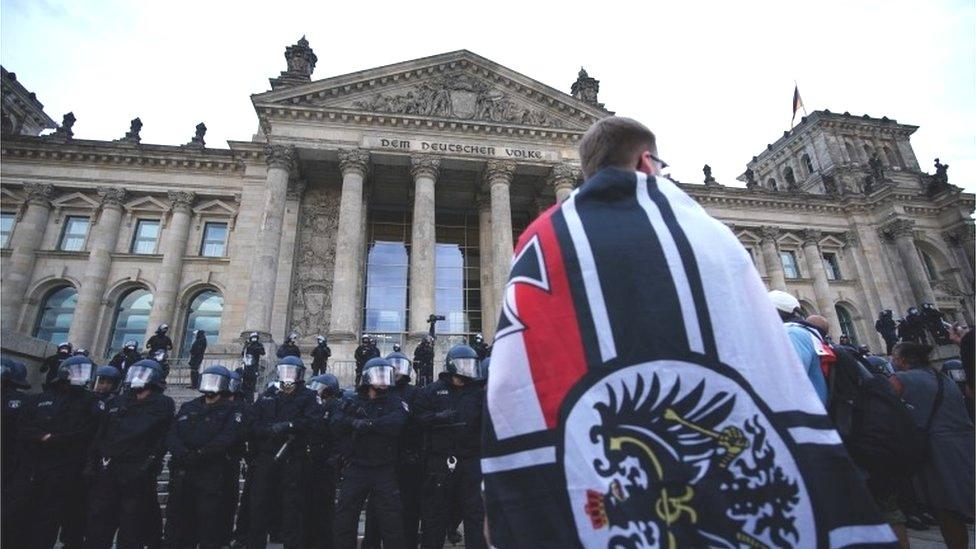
[483,167,896,548]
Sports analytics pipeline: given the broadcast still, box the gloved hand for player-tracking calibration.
[351,419,371,432]
[435,410,458,422]
[270,421,293,435]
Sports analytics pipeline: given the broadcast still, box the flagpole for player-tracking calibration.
[797,80,808,116]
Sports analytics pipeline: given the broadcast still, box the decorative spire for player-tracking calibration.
[270,36,318,90]
[571,67,603,108]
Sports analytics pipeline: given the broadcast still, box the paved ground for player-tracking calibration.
[907,524,976,548]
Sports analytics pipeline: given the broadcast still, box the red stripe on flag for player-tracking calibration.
[514,212,588,428]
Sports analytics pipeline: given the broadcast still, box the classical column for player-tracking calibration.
[68,187,126,350]
[408,155,440,344]
[328,148,370,342]
[880,219,936,306]
[1,183,54,330]
[477,195,495,340]
[548,163,581,203]
[759,226,787,291]
[243,144,294,335]
[942,227,975,286]
[800,229,841,334]
[485,160,516,309]
[144,191,195,342]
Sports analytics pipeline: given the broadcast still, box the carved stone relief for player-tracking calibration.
[351,73,567,128]
[288,181,341,336]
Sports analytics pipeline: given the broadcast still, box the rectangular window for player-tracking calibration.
[59,216,90,251]
[200,222,228,257]
[0,212,14,248]
[823,252,841,281]
[780,250,800,279]
[130,219,160,254]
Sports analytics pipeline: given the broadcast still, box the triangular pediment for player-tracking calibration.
[52,192,98,209]
[125,195,168,212]
[252,50,608,131]
[193,199,237,216]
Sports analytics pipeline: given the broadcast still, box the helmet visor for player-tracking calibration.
[199,372,229,393]
[93,376,117,393]
[228,376,242,394]
[152,349,168,362]
[389,356,411,376]
[125,365,154,389]
[451,357,479,378]
[65,362,93,386]
[308,380,327,393]
[364,365,395,389]
[277,364,302,384]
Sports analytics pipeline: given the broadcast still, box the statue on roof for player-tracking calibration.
[45,111,75,142]
[868,153,885,183]
[270,36,318,90]
[184,122,206,149]
[933,158,949,186]
[119,117,142,144]
[703,164,718,186]
[744,168,757,189]
[571,67,603,108]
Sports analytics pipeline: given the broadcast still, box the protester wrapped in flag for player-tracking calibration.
[482,119,896,548]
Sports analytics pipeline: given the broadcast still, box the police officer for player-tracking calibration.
[277,332,302,360]
[354,335,380,386]
[85,359,175,549]
[40,341,72,385]
[413,335,435,387]
[188,329,208,389]
[1,357,30,548]
[471,333,490,362]
[415,344,487,549]
[875,310,898,355]
[226,368,252,547]
[332,357,407,549]
[305,373,343,549]
[92,365,122,403]
[146,324,174,354]
[73,348,90,357]
[16,355,100,548]
[310,335,332,376]
[241,332,265,402]
[165,365,243,548]
[109,340,143,379]
[246,356,320,549]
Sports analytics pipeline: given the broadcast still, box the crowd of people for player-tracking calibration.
[770,289,974,548]
[1,323,494,549]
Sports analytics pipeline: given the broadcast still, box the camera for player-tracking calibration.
[427,314,446,323]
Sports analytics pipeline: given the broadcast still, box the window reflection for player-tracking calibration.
[107,288,153,356]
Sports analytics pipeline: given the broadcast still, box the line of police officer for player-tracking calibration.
[1,339,489,549]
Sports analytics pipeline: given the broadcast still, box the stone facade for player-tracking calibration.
[1,41,972,367]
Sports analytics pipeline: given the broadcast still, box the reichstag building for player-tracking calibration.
[2,38,973,377]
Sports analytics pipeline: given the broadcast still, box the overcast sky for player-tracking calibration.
[2,0,973,193]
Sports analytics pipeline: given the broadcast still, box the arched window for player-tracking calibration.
[784,167,796,187]
[883,146,899,167]
[180,290,223,358]
[33,286,77,344]
[918,248,939,281]
[835,305,858,345]
[802,154,815,176]
[767,178,778,191]
[844,142,857,163]
[107,288,153,356]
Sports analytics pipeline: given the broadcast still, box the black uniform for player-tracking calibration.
[85,390,175,549]
[109,349,143,379]
[165,396,243,548]
[875,312,898,355]
[413,342,434,387]
[227,395,254,546]
[311,342,332,376]
[146,333,173,354]
[187,334,208,388]
[305,396,341,549]
[277,341,301,360]
[1,384,30,548]
[897,312,926,344]
[332,391,407,549]
[354,344,381,386]
[40,350,71,385]
[471,340,490,362]
[415,374,487,549]
[242,342,266,401]
[246,385,321,549]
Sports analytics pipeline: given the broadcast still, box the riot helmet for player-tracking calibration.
[475,333,484,343]
[57,355,95,388]
[276,355,305,388]
[865,355,893,376]
[73,348,90,357]
[385,351,411,378]
[93,365,121,394]
[123,340,137,351]
[123,359,165,391]
[392,343,402,353]
[361,335,370,345]
[308,373,341,397]
[248,332,260,343]
[286,332,298,343]
[1,356,30,389]
[228,369,243,395]
[445,344,479,379]
[152,348,169,364]
[942,359,967,385]
[316,335,326,344]
[157,324,169,334]
[57,342,72,356]
[361,357,395,390]
[198,365,233,394]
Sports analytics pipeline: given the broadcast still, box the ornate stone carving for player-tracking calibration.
[118,117,142,144]
[46,112,75,142]
[23,182,55,207]
[286,179,307,200]
[879,218,915,240]
[337,148,369,178]
[410,154,441,181]
[759,225,780,243]
[351,73,566,128]
[822,174,838,195]
[270,36,317,90]
[841,231,860,249]
[571,67,603,108]
[97,187,127,208]
[744,168,757,189]
[547,163,581,190]
[703,164,718,186]
[942,225,975,247]
[288,181,341,336]
[265,144,296,171]
[799,229,822,247]
[167,190,195,211]
[933,158,949,186]
[484,160,517,185]
[184,122,207,149]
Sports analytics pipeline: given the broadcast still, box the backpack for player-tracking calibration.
[845,365,944,478]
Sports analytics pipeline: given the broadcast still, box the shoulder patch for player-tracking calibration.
[402,400,410,413]
[8,400,20,409]
[235,412,243,423]
[98,400,106,411]
[437,390,449,395]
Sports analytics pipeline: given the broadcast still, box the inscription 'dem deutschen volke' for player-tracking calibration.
[362,136,556,161]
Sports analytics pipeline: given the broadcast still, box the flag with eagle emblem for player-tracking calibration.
[482,166,897,548]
